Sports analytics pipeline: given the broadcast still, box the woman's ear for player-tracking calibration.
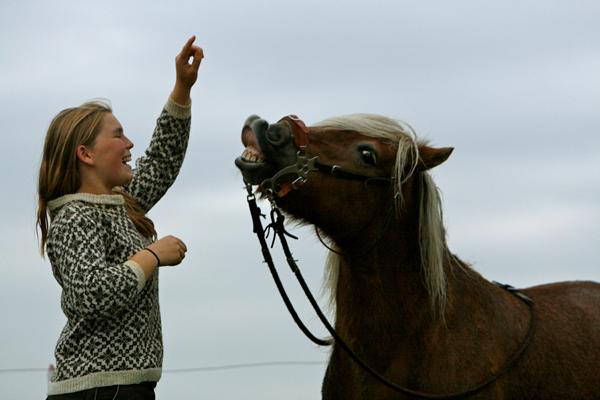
[76,145,94,166]
[417,145,453,171]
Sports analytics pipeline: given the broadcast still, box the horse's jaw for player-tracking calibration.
[234,155,276,185]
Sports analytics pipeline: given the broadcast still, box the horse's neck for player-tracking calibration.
[334,241,439,340]
[333,242,529,370]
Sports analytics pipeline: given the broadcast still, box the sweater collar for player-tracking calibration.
[47,193,125,211]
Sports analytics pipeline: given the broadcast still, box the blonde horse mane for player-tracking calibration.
[314,114,448,317]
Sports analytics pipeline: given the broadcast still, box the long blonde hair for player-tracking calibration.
[315,114,448,317]
[36,100,155,254]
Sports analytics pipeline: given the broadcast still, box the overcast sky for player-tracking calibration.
[1,0,599,399]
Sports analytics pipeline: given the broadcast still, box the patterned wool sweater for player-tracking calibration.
[46,99,191,395]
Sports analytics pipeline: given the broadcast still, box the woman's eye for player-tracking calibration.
[360,149,377,166]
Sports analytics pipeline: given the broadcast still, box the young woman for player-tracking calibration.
[37,36,204,399]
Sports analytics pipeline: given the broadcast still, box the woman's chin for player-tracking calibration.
[124,165,134,178]
[117,171,134,187]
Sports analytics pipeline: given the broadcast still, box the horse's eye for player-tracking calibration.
[360,149,377,166]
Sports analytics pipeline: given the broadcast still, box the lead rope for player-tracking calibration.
[244,182,331,347]
[244,184,536,399]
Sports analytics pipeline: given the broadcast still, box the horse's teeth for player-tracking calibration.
[241,149,264,163]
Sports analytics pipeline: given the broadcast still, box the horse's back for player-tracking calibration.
[525,280,600,311]
[524,280,600,338]
[513,280,600,398]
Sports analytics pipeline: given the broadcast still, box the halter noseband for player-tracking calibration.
[282,114,310,150]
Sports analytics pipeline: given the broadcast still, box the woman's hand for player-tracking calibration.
[130,235,188,279]
[170,35,204,105]
[147,235,188,267]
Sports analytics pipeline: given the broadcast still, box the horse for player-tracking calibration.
[235,113,600,399]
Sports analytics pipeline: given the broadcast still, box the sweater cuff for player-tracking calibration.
[124,260,146,292]
[165,98,191,119]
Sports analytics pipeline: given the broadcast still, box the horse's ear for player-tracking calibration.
[417,146,453,171]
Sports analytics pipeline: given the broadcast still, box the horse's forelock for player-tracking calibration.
[314,113,414,142]
[317,113,447,318]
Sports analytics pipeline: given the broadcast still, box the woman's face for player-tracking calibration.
[86,113,134,191]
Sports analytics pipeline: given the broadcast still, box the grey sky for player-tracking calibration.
[1,0,599,399]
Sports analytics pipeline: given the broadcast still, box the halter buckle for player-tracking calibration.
[260,153,319,195]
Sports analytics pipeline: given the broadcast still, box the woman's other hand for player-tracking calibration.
[130,235,188,278]
[147,235,188,266]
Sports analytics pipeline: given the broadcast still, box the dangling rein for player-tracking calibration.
[243,182,537,399]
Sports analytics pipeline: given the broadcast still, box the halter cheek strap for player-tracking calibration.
[264,115,392,198]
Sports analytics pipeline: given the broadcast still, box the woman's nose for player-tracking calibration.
[124,135,134,149]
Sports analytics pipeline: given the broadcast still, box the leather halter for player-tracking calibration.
[280,114,394,182]
[259,115,392,196]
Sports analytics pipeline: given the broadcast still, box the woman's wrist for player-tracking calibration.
[144,247,161,267]
[130,249,159,279]
[169,82,192,106]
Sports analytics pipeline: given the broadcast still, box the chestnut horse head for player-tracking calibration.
[236,113,453,316]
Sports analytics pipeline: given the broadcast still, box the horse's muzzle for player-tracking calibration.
[235,115,299,186]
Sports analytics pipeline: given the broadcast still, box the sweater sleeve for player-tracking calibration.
[47,207,143,320]
[124,98,191,212]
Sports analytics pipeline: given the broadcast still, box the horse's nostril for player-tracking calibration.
[266,125,288,147]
